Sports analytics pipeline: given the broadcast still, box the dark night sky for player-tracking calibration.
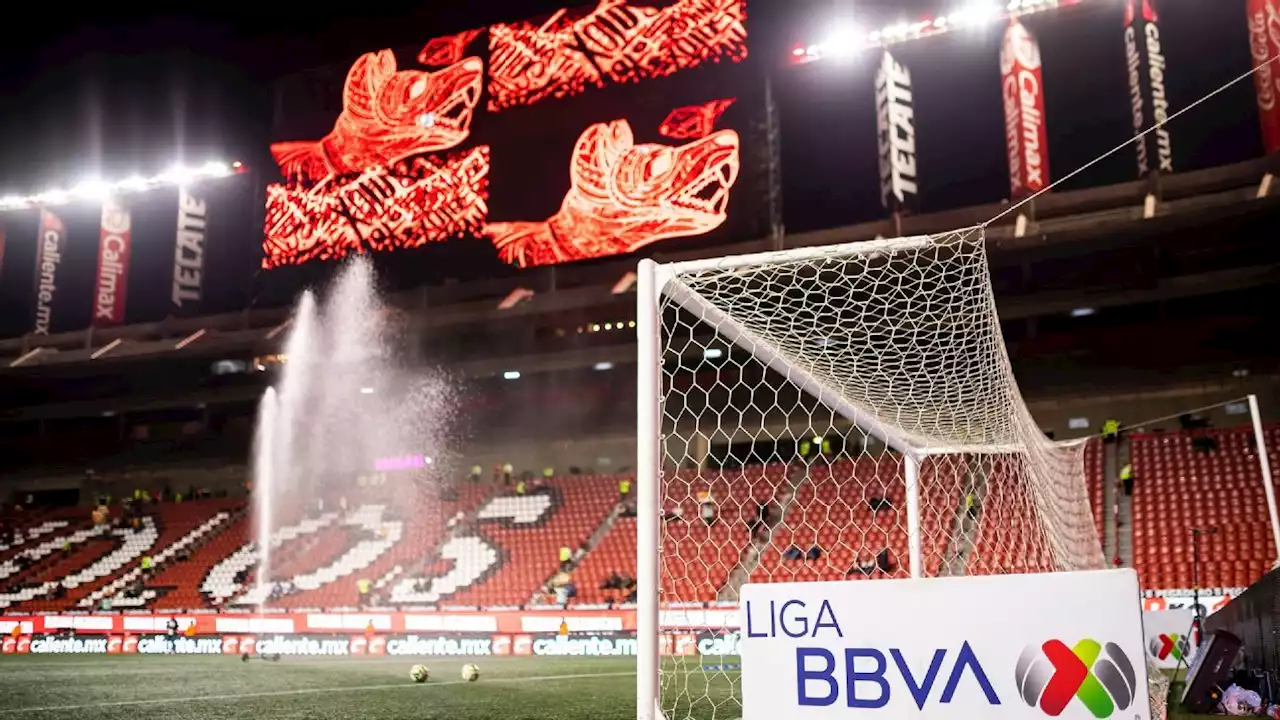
[0,0,1261,217]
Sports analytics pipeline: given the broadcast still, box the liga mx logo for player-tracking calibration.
[1149,633,1188,662]
[1016,639,1138,718]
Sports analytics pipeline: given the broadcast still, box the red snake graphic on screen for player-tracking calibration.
[270,50,483,182]
[264,147,490,268]
[485,119,739,268]
[487,0,747,111]
[659,98,736,140]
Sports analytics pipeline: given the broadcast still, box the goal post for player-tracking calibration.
[635,228,1131,720]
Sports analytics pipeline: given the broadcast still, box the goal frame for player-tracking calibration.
[635,236,1280,720]
[635,238,944,720]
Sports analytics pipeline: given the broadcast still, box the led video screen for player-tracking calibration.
[486,0,747,112]
[264,0,755,271]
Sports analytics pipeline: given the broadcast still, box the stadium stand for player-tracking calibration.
[5,425,1279,612]
[573,516,637,605]
[661,463,787,602]
[1131,426,1280,591]
[447,475,619,607]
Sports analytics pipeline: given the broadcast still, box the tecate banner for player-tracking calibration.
[93,199,132,326]
[1001,21,1050,199]
[1124,0,1174,177]
[172,186,208,313]
[739,569,1151,720]
[875,50,918,212]
[1249,0,1280,154]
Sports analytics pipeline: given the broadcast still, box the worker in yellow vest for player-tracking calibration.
[1120,464,1134,496]
[558,546,572,569]
[1102,419,1120,443]
[619,479,631,499]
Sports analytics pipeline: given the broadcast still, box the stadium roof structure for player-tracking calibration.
[0,155,1276,384]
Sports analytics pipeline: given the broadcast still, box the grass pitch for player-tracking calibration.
[0,655,742,720]
[0,655,1212,719]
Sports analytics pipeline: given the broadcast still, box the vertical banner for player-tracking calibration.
[1248,0,1280,154]
[1124,0,1173,178]
[93,199,132,327]
[1001,21,1050,199]
[32,209,66,335]
[875,50,919,213]
[172,186,207,314]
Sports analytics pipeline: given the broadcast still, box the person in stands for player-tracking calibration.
[1120,463,1135,496]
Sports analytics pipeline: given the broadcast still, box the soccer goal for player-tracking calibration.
[634,228,1165,719]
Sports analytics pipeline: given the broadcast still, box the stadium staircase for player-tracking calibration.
[1114,439,1135,568]
[1095,440,1115,562]
[572,515,637,605]
[717,463,807,601]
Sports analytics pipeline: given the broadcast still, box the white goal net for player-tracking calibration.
[635,228,1167,720]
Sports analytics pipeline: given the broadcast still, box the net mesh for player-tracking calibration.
[649,228,1168,719]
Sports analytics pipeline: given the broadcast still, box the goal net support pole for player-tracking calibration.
[1247,394,1280,567]
[636,257,662,720]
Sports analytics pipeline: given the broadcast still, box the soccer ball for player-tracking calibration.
[461,663,480,682]
[410,664,430,683]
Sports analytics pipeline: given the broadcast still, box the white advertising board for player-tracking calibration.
[1142,609,1196,670]
[740,569,1150,720]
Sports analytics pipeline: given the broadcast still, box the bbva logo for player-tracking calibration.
[1016,639,1137,718]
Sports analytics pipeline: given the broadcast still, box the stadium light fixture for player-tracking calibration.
[703,348,724,360]
[503,370,521,380]
[791,0,1086,63]
[0,160,246,213]
[594,362,615,371]
[819,22,865,61]
[1070,307,1096,318]
[72,178,111,200]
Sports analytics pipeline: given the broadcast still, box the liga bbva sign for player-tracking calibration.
[740,570,1151,719]
[1001,21,1050,199]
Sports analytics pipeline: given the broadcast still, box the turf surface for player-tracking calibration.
[0,656,721,720]
[0,655,1217,719]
